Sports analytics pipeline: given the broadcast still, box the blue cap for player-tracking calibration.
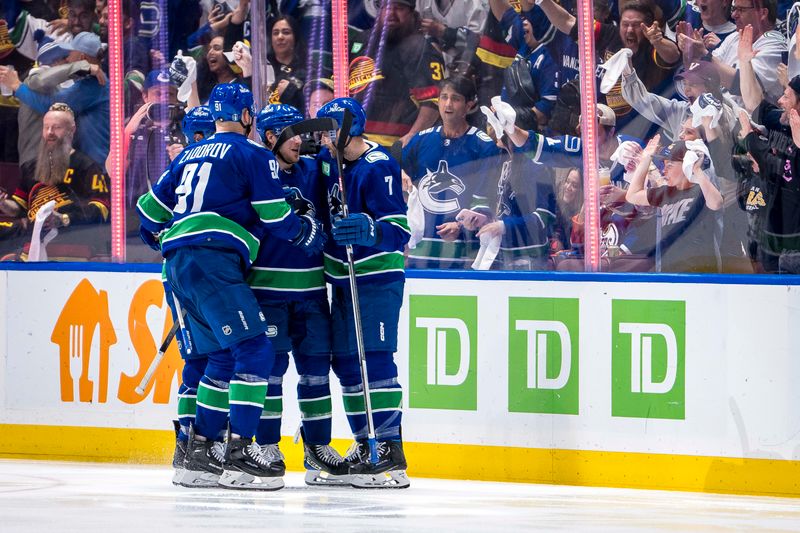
[144,69,174,91]
[70,31,101,58]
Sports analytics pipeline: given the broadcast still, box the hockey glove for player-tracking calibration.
[291,214,326,256]
[139,226,161,251]
[283,186,315,216]
[331,213,380,247]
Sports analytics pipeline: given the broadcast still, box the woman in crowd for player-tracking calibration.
[266,15,307,112]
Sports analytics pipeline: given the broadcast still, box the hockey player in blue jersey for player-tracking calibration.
[154,105,216,486]
[402,76,503,269]
[137,82,326,491]
[317,97,412,488]
[249,103,354,486]
[181,105,217,143]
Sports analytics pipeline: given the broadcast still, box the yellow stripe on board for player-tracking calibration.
[1,424,798,497]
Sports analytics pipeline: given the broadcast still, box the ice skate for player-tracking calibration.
[180,425,224,488]
[257,443,286,477]
[303,440,353,487]
[348,440,410,489]
[171,420,187,486]
[218,436,285,491]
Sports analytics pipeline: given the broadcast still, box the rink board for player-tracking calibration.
[0,266,798,496]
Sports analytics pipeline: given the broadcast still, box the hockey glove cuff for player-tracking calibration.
[331,213,381,247]
[139,226,161,251]
[291,214,326,256]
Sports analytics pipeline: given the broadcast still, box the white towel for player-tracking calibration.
[28,200,58,262]
[471,231,502,271]
[407,185,425,249]
[600,48,633,94]
[491,96,517,136]
[170,50,197,104]
[689,92,722,129]
[682,139,711,183]
[480,105,505,140]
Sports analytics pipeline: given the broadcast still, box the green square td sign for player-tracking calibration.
[612,299,685,420]
[409,295,477,411]
[508,297,579,415]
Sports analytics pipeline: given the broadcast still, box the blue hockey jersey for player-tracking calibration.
[319,141,410,286]
[248,155,327,301]
[137,132,301,267]
[402,126,503,268]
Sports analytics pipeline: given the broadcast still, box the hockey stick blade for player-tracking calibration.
[134,309,185,395]
[274,117,339,153]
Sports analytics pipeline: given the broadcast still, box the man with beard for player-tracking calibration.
[347,0,445,147]
[0,103,110,260]
[1,31,110,166]
[738,75,800,272]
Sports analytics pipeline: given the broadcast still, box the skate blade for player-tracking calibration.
[350,470,410,489]
[218,470,285,491]
[178,469,221,488]
[304,469,352,487]
[172,468,186,486]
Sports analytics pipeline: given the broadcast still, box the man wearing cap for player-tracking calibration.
[0,31,109,166]
[13,29,106,167]
[347,0,446,147]
[123,69,185,261]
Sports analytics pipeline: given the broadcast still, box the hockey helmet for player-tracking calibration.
[182,105,216,141]
[256,104,304,142]
[316,97,366,137]
[208,82,255,123]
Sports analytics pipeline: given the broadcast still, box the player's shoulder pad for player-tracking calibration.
[363,142,391,164]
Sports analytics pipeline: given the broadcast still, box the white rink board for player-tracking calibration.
[1,269,799,463]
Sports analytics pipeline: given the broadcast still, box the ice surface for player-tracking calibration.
[1,459,798,532]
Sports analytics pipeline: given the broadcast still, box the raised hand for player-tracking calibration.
[642,133,661,158]
[737,25,758,64]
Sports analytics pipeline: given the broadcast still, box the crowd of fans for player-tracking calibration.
[0,0,799,274]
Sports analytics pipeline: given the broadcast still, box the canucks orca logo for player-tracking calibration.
[328,183,343,219]
[418,161,466,214]
[283,186,315,217]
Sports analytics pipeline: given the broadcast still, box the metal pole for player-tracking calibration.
[107,0,125,262]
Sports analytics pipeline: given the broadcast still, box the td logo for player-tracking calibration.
[508,297,579,415]
[409,295,477,410]
[611,299,685,420]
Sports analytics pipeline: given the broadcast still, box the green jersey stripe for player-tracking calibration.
[299,397,333,417]
[137,191,172,223]
[324,252,404,278]
[252,199,292,223]
[248,267,326,291]
[161,212,260,263]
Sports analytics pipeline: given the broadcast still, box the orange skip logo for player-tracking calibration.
[51,278,183,404]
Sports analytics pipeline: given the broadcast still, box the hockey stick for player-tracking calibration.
[331,110,380,464]
[135,308,186,395]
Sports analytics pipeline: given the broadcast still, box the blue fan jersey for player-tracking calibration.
[402,126,502,268]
